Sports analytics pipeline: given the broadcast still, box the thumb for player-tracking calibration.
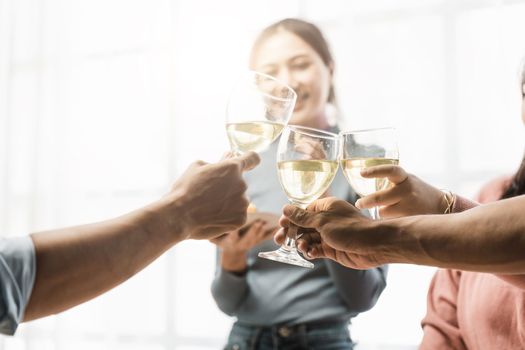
[360,164,407,185]
[231,151,261,172]
[283,205,322,229]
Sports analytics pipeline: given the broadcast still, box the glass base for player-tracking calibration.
[258,247,314,269]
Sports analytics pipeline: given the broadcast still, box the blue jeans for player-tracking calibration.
[224,320,355,350]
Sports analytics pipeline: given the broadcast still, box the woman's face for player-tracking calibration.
[250,30,333,128]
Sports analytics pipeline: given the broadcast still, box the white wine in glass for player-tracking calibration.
[226,120,285,154]
[341,158,399,197]
[340,128,399,220]
[278,160,339,207]
[258,126,339,268]
[225,71,296,155]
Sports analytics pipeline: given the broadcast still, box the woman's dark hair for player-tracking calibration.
[252,18,337,105]
[501,64,525,199]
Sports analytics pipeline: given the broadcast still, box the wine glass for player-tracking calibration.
[225,71,296,155]
[340,127,399,219]
[258,125,339,268]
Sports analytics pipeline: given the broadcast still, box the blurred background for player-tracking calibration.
[1,0,525,349]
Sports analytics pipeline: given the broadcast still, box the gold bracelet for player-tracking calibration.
[441,189,455,214]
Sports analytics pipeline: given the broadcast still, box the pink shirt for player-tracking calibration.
[420,176,525,350]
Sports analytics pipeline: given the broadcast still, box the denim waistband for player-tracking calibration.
[227,319,353,350]
[233,318,349,336]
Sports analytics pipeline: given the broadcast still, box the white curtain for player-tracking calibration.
[1,0,524,349]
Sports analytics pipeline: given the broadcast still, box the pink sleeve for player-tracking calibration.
[473,175,513,204]
[451,175,513,213]
[420,175,517,349]
[420,269,467,350]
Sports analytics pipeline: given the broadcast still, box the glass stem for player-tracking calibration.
[369,206,380,220]
[282,201,306,251]
[282,225,299,251]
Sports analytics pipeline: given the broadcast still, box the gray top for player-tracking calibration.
[0,236,36,335]
[211,141,388,326]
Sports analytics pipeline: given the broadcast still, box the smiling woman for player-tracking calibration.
[210,18,388,350]
[249,18,337,129]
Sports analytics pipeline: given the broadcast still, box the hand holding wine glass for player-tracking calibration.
[354,164,449,218]
[274,197,385,270]
[340,127,399,220]
[258,126,339,268]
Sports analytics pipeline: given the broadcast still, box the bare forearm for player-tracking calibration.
[24,199,186,321]
[379,196,525,273]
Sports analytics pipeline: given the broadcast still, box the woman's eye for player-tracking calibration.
[293,62,310,70]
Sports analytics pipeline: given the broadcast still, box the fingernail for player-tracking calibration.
[361,168,370,176]
[355,200,362,209]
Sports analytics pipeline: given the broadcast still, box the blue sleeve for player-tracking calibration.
[210,248,249,316]
[0,236,36,335]
[325,260,388,313]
